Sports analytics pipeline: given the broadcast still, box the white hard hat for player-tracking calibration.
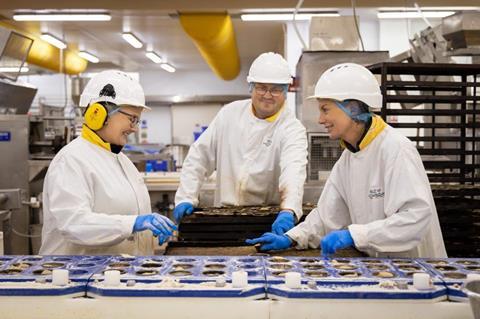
[247,52,292,84]
[307,63,382,110]
[79,70,150,110]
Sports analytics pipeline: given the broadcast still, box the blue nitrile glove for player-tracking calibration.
[133,213,177,238]
[173,202,194,223]
[157,234,168,246]
[271,210,295,235]
[245,232,292,251]
[320,230,354,257]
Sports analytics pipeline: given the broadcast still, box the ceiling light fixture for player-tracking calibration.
[0,66,29,73]
[377,11,455,19]
[122,32,143,48]
[13,12,111,21]
[160,63,175,73]
[78,51,100,63]
[40,32,67,49]
[145,51,163,64]
[241,12,339,21]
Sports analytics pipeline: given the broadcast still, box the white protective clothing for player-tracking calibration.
[40,136,154,255]
[79,70,151,110]
[286,119,447,258]
[307,63,382,111]
[247,52,293,84]
[175,99,308,219]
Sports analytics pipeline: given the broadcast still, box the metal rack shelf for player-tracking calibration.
[369,62,480,257]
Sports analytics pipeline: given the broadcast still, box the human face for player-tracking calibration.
[251,83,286,119]
[97,105,142,145]
[317,99,355,140]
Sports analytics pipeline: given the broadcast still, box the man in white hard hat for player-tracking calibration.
[40,70,177,255]
[173,52,308,235]
[247,63,447,258]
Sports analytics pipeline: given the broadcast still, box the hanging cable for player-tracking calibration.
[292,0,308,50]
[61,31,68,110]
[351,0,365,51]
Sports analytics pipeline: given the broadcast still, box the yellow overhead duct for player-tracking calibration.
[179,12,240,81]
[0,22,87,75]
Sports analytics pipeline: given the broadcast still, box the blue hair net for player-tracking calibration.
[334,100,372,123]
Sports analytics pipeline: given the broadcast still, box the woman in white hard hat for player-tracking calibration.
[40,70,176,255]
[247,63,447,258]
[173,52,308,235]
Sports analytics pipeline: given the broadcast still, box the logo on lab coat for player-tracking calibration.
[263,139,272,147]
[368,187,384,199]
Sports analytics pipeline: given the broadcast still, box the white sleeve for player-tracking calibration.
[349,145,432,253]
[45,156,137,247]
[286,172,351,249]
[174,111,219,206]
[278,122,308,220]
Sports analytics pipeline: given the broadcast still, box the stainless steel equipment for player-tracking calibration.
[0,27,33,82]
[295,51,389,181]
[0,115,30,253]
[443,11,480,53]
[0,79,37,114]
[464,280,480,319]
[163,144,190,170]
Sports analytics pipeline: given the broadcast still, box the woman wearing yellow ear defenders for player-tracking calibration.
[39,70,177,255]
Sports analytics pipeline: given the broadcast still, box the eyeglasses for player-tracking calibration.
[254,85,286,97]
[116,110,140,127]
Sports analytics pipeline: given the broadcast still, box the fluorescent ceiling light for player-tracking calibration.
[0,66,29,73]
[378,6,479,11]
[241,12,339,21]
[377,11,455,19]
[160,63,175,73]
[13,12,111,21]
[78,51,99,63]
[145,51,163,64]
[122,32,143,49]
[41,33,67,49]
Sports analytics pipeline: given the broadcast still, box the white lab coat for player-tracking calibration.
[175,99,308,219]
[40,137,154,255]
[286,120,447,258]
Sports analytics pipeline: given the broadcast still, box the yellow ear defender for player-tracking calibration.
[84,102,108,131]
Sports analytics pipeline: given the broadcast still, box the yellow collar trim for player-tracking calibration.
[81,125,111,152]
[251,104,284,122]
[340,115,387,151]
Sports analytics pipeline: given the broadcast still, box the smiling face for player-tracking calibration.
[251,83,286,119]
[97,105,142,146]
[317,99,356,140]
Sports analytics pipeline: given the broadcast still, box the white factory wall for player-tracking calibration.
[140,106,171,145]
[171,104,223,145]
[19,73,73,113]
[140,67,250,96]
[379,18,442,57]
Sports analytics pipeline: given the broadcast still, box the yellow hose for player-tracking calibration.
[179,13,240,81]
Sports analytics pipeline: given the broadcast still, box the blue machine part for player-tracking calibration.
[267,282,447,300]
[0,255,475,301]
[0,131,11,142]
[0,255,111,296]
[417,258,480,301]
[264,257,441,285]
[87,256,266,298]
[0,255,110,283]
[91,256,266,284]
[87,282,265,298]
